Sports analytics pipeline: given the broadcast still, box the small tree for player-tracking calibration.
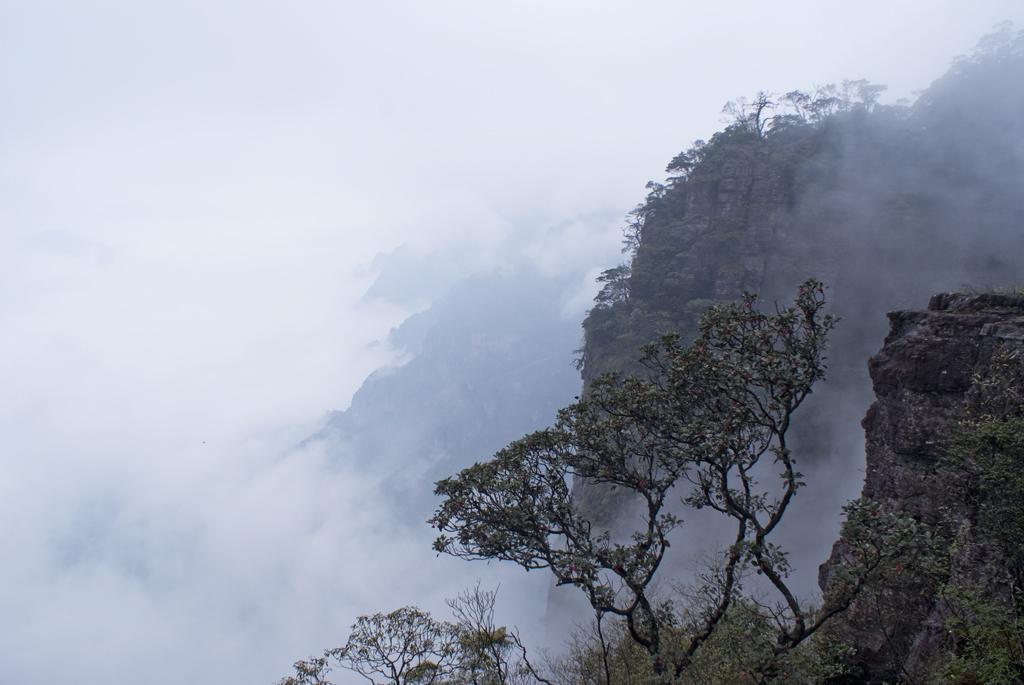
[447,584,552,685]
[276,656,333,685]
[329,607,459,685]
[431,281,912,681]
[279,592,550,685]
[593,266,631,309]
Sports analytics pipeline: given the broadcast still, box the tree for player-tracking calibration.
[722,91,776,138]
[274,591,552,685]
[276,657,333,685]
[593,266,631,309]
[446,584,552,685]
[431,281,914,682]
[328,607,460,685]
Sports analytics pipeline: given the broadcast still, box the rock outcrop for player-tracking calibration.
[556,29,1024,648]
[576,31,1024,527]
[819,291,1024,683]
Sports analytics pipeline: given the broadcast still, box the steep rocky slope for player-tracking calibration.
[581,30,1024,390]
[573,28,1024,536]
[820,292,1024,683]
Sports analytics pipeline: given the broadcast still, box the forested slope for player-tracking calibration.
[575,28,1024,523]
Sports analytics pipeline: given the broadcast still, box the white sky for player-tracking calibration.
[1,2,1022,683]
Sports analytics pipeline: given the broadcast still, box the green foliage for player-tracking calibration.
[825,499,938,604]
[554,617,650,685]
[679,606,854,685]
[937,584,1024,685]
[276,657,332,685]
[951,347,1024,577]
[444,585,547,685]
[553,604,853,685]
[329,607,459,685]
[926,347,1024,683]
[593,265,632,310]
[957,418,1024,574]
[276,588,550,685]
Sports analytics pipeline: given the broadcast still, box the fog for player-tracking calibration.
[2,2,1023,683]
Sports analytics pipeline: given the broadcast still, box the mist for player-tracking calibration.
[2,2,1024,683]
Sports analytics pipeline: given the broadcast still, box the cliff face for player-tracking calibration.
[572,27,1024,556]
[560,27,1024,672]
[858,292,1024,520]
[582,31,1023,502]
[820,292,1024,683]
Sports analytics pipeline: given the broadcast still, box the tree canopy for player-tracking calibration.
[432,281,918,681]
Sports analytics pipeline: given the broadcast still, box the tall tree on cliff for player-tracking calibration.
[431,282,920,682]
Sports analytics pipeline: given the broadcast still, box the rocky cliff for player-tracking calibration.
[558,27,1024,673]
[570,25,1024,576]
[820,291,1024,683]
[578,30,1024,524]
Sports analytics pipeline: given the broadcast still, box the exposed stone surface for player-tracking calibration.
[819,292,1024,683]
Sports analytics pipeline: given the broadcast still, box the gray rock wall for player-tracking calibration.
[820,292,1024,683]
